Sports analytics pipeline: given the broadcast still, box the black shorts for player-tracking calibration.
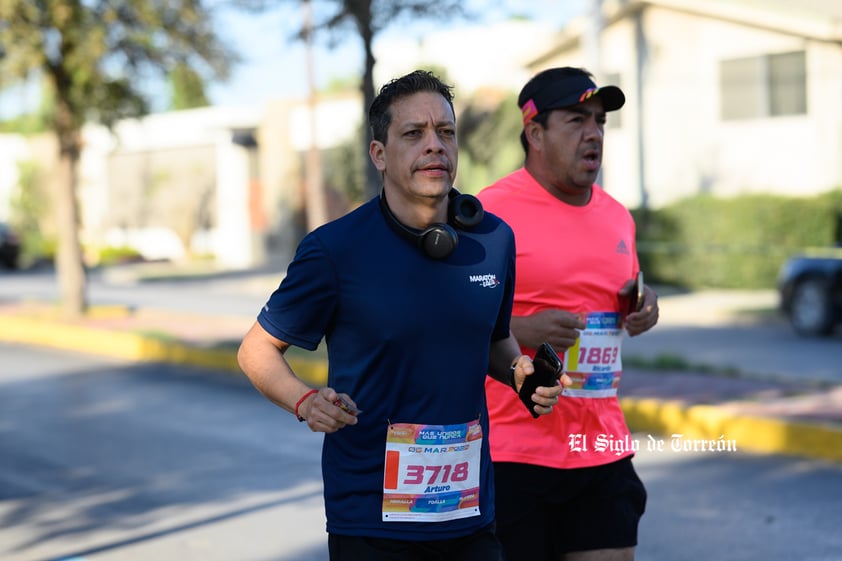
[328,524,503,561]
[493,457,646,560]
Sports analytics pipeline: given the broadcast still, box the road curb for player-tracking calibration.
[0,315,327,386]
[621,397,842,464]
[2,314,839,464]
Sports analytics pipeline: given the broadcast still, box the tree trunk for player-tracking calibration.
[359,5,379,201]
[54,141,88,320]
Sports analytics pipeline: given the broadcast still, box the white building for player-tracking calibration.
[530,0,842,208]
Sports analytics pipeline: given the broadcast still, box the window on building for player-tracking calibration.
[720,50,806,120]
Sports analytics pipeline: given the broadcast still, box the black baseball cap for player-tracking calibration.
[518,67,625,125]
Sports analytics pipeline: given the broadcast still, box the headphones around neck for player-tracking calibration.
[379,188,484,259]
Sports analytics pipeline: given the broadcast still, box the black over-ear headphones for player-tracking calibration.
[379,188,484,259]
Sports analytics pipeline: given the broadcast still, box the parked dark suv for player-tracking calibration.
[0,222,21,269]
[778,250,842,336]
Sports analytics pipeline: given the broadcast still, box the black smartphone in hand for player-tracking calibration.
[518,342,563,418]
[624,271,645,316]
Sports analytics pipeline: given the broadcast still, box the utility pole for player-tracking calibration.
[583,0,603,75]
[633,10,649,210]
[303,0,327,231]
[584,0,605,186]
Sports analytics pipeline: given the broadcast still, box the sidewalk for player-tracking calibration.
[1,295,840,464]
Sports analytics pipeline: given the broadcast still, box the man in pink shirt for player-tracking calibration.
[479,67,660,561]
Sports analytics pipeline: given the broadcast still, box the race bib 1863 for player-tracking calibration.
[562,312,623,398]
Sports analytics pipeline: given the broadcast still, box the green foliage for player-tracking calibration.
[456,91,523,194]
[307,0,469,38]
[0,80,55,134]
[0,1,235,133]
[323,75,361,95]
[8,160,51,267]
[634,190,842,289]
[96,245,144,266]
[169,63,210,110]
[0,112,49,134]
[322,123,368,204]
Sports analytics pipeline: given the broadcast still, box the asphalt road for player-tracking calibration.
[0,343,328,561]
[1,266,838,384]
[623,289,842,384]
[0,266,272,318]
[2,344,841,561]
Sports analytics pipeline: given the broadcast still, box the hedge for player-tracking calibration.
[632,190,842,289]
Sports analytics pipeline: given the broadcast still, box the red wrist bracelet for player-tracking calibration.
[294,389,318,422]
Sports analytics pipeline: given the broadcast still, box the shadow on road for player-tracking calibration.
[0,355,325,560]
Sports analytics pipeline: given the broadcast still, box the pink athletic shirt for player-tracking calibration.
[479,167,639,469]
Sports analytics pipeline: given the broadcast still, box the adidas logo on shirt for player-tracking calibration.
[616,240,630,255]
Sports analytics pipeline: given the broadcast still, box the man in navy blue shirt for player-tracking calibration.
[238,70,566,561]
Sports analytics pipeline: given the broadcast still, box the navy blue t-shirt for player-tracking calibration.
[257,196,516,540]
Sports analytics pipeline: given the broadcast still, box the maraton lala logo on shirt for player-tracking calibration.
[469,273,500,288]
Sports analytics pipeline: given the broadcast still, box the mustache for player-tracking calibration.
[414,157,453,173]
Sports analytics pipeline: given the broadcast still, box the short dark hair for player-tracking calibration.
[519,111,551,154]
[368,70,455,144]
